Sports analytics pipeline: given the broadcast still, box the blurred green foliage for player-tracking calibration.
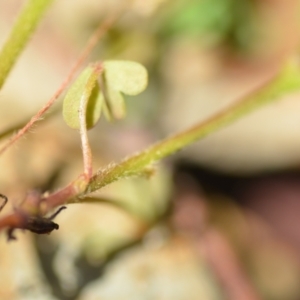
[162,0,259,52]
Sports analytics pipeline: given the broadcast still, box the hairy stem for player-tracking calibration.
[86,62,300,193]
[79,93,93,178]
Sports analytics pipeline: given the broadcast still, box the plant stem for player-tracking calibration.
[78,63,104,178]
[0,0,53,89]
[86,62,300,193]
[79,92,93,178]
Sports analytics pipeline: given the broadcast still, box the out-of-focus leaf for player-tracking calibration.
[161,0,258,52]
[162,0,232,39]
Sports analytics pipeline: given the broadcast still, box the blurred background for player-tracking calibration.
[0,0,300,299]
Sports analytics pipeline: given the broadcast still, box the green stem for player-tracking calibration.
[0,0,53,89]
[86,62,300,193]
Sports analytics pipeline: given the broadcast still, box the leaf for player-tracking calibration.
[102,60,148,120]
[104,60,148,95]
[85,84,103,128]
[63,63,103,129]
[105,85,126,119]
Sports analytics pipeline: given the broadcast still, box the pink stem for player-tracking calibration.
[0,9,121,156]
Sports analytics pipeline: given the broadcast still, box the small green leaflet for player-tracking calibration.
[102,60,148,120]
[63,63,102,129]
[63,60,148,129]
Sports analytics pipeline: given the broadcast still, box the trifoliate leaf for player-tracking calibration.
[63,60,148,128]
